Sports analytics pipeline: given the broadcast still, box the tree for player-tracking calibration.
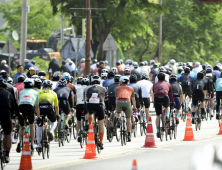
[0,0,61,50]
[50,0,165,61]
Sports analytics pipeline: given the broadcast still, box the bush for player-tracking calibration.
[32,56,50,75]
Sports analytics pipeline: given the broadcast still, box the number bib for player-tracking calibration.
[89,93,100,104]
[21,96,32,103]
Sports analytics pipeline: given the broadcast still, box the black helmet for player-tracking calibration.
[0,77,7,88]
[116,61,121,66]
[139,62,145,66]
[92,59,97,64]
[99,61,105,65]
[101,69,108,73]
[81,78,89,85]
[178,68,184,74]
[158,72,165,81]
[153,63,158,68]
[77,77,83,84]
[52,72,60,81]
[114,74,121,82]
[34,78,42,89]
[214,65,219,70]
[31,75,39,79]
[128,60,133,64]
[187,63,193,70]
[141,74,149,80]
[24,78,35,88]
[133,62,139,68]
[159,67,166,73]
[144,61,148,66]
[184,67,190,73]
[202,63,207,70]
[108,70,115,78]
[169,74,177,81]
[0,70,8,79]
[130,74,137,83]
[197,72,204,79]
[31,60,36,64]
[58,78,67,86]
[18,75,26,83]
[43,80,52,88]
[38,71,46,77]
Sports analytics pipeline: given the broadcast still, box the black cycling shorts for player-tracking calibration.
[154,97,170,116]
[39,104,56,123]
[141,98,150,108]
[0,109,12,135]
[192,90,204,106]
[86,103,105,121]
[108,97,116,111]
[76,104,85,121]
[59,100,71,115]
[19,104,35,126]
[182,86,192,97]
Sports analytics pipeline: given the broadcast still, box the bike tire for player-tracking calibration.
[67,128,71,143]
[159,115,163,142]
[96,143,101,154]
[80,133,83,148]
[182,110,186,122]
[123,121,127,145]
[174,124,177,139]
[58,139,61,147]
[134,121,137,138]
[72,117,77,140]
[169,117,172,140]
[47,143,50,159]
[115,125,120,142]
[120,122,123,146]
[42,129,47,159]
[1,156,5,170]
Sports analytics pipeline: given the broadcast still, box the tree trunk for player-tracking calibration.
[91,39,99,58]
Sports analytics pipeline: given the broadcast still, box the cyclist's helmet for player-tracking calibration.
[24,78,34,88]
[80,58,85,63]
[184,67,190,73]
[206,65,213,73]
[52,72,60,81]
[70,76,74,83]
[114,74,121,83]
[101,69,108,73]
[7,77,13,84]
[166,68,172,75]
[108,70,115,77]
[124,68,131,75]
[187,63,193,70]
[43,80,53,88]
[105,60,108,65]
[101,73,108,79]
[178,68,184,74]
[141,73,149,80]
[169,74,177,81]
[31,60,35,64]
[77,77,83,84]
[178,62,183,66]
[81,78,89,86]
[34,78,42,89]
[119,76,129,84]
[0,70,8,79]
[202,63,207,70]
[58,78,67,86]
[197,72,204,79]
[111,67,118,74]
[118,59,123,64]
[63,74,71,82]
[0,76,7,88]
[31,75,39,79]
[195,62,200,68]
[139,62,145,66]
[159,66,166,73]
[153,63,158,68]
[116,61,121,66]
[144,61,148,66]
[92,59,97,64]
[150,60,155,65]
[170,59,176,65]
[91,75,101,85]
[213,65,219,70]
[38,71,46,77]
[128,60,133,65]
[130,74,137,83]
[99,61,105,65]
[39,76,46,82]
[18,75,26,83]
[158,72,166,81]
[133,62,139,68]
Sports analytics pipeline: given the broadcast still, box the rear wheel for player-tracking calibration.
[47,143,50,159]
[134,120,137,138]
[67,128,71,143]
[159,115,163,142]
[72,116,77,140]
[1,156,5,170]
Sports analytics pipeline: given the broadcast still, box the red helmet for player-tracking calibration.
[124,68,131,75]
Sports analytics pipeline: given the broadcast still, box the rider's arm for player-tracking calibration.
[179,85,184,103]
[69,90,73,108]
[35,104,40,117]
[168,84,174,103]
[131,89,136,109]
[55,106,59,116]
[10,93,15,117]
[150,73,153,81]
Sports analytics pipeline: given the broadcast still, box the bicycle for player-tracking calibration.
[170,105,178,140]
[71,110,77,140]
[93,114,101,154]
[0,122,6,170]
[195,99,202,131]
[205,94,210,121]
[36,116,50,159]
[57,110,66,147]
[158,102,169,142]
[181,93,189,122]
[139,106,146,136]
[78,110,88,148]
[107,106,116,143]
[119,108,127,146]
[12,117,20,144]
[131,110,138,138]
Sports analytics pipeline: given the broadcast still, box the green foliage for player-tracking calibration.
[32,56,50,75]
[0,0,61,50]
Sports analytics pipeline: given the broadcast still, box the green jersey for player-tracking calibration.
[19,88,39,106]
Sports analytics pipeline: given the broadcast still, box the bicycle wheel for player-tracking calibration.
[72,116,77,140]
[120,120,123,146]
[143,119,147,135]
[182,108,186,122]
[80,132,83,148]
[206,100,209,121]
[159,115,163,142]
[134,118,137,138]
[123,121,127,145]
[169,116,172,140]
[58,139,61,147]
[47,143,50,159]
[165,121,168,141]
[96,143,101,154]
[115,124,120,142]
[42,128,47,159]
[174,124,177,139]
[140,112,144,136]
[66,127,71,143]
[1,156,5,170]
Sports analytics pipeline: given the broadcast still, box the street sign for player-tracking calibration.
[103,34,118,51]
[71,38,85,51]
[1,39,17,54]
[82,18,92,40]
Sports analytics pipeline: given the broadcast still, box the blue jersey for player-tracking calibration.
[24,63,34,71]
[177,74,181,79]
[216,78,222,91]
[212,70,220,79]
[190,71,196,80]
[103,78,114,89]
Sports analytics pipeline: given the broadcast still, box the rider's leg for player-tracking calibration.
[98,119,105,144]
[201,101,205,115]
[156,115,160,132]
[145,108,150,123]
[29,123,35,145]
[210,98,214,115]
[126,118,131,133]
[4,134,11,158]
[18,126,25,143]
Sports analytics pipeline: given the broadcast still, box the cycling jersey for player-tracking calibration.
[83,85,92,103]
[38,89,58,107]
[66,83,76,95]
[190,71,197,80]
[54,86,72,105]
[0,89,15,115]
[177,73,182,80]
[51,81,58,91]
[150,68,158,82]
[179,74,193,92]
[136,80,153,98]
[131,68,142,81]
[19,89,39,106]
[192,79,207,91]
[128,83,141,99]
[193,67,202,75]
[116,85,135,101]
[216,78,222,91]
[177,66,183,74]
[212,70,221,79]
[140,66,149,75]
[86,85,106,103]
[103,78,114,89]
[75,85,88,105]
[107,83,120,97]
[152,81,174,102]
[33,87,41,92]
[14,82,24,95]
[121,74,130,78]
[169,80,183,97]
[168,64,177,74]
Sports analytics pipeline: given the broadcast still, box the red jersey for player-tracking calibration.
[14,82,24,95]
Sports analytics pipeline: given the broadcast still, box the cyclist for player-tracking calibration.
[7,77,19,103]
[169,74,184,124]
[93,63,100,75]
[103,70,115,89]
[205,65,216,117]
[191,72,207,123]
[177,62,183,74]
[54,78,73,127]
[38,71,46,77]
[51,72,60,90]
[140,62,149,76]
[150,63,159,83]
[76,77,83,88]
[216,73,222,120]
[76,78,90,142]
[179,67,193,109]
[153,73,174,138]
[16,78,40,153]
[186,63,197,80]
[101,73,108,86]
[37,80,59,146]
[33,78,42,92]
[193,62,202,75]
[168,59,177,74]
[137,74,153,123]
[64,73,76,106]
[86,75,106,149]
[0,77,15,163]
[131,62,141,81]
[144,61,151,73]
[155,67,169,83]
[105,60,111,70]
[177,67,184,80]
[115,76,137,142]
[116,61,124,75]
[213,65,221,79]
[122,68,131,78]
[98,61,106,76]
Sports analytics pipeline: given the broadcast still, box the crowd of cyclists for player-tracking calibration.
[0,57,222,164]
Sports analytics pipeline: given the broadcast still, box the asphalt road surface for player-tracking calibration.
[7,115,222,170]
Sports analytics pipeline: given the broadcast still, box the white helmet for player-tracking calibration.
[150,60,155,65]
[111,67,118,74]
[63,72,70,77]
[170,59,176,65]
[65,58,71,63]
[1,60,6,64]
[101,69,108,73]
[23,78,34,87]
[101,73,108,79]
[24,59,29,63]
[7,77,13,84]
[43,80,52,87]
[80,58,85,63]
[91,75,101,84]
[52,56,56,60]
[195,62,200,67]
[31,75,39,79]
[119,76,129,84]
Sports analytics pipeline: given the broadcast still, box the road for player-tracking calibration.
[7,114,222,170]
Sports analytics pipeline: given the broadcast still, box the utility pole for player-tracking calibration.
[85,0,91,76]
[61,9,65,47]
[20,0,28,65]
[159,0,162,64]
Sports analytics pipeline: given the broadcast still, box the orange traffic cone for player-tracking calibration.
[132,159,138,170]
[217,116,222,135]
[82,124,98,159]
[183,113,195,141]
[18,133,33,170]
[141,117,157,148]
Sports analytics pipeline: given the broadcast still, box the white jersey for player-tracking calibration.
[83,85,92,103]
[193,66,202,75]
[154,73,169,83]
[51,81,58,91]
[136,80,153,98]
[76,85,88,105]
